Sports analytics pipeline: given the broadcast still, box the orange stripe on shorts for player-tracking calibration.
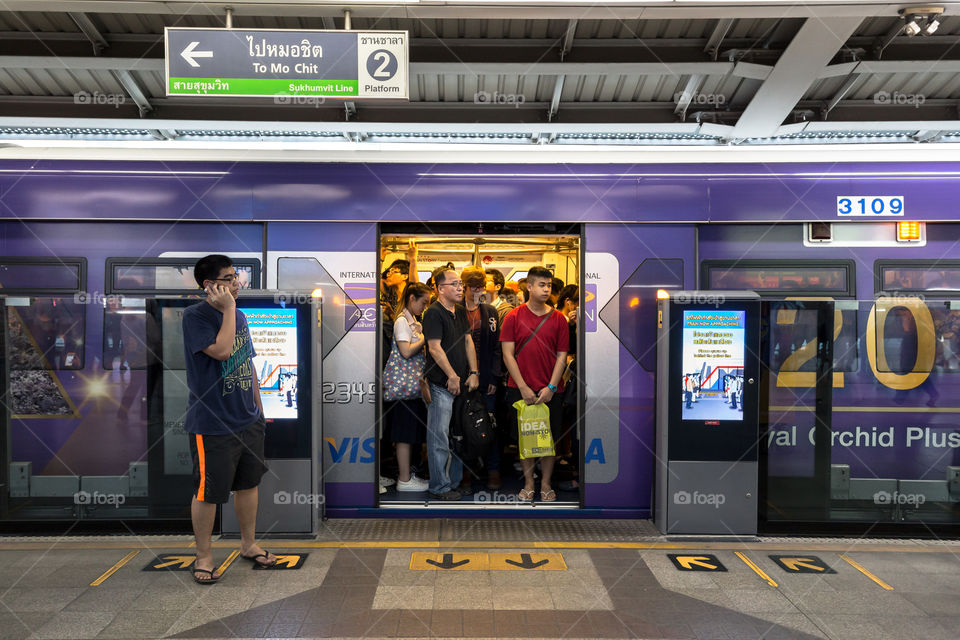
[195,434,206,502]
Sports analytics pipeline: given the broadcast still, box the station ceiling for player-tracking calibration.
[1,1,960,148]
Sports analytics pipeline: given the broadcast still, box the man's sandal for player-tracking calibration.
[192,568,220,585]
[240,550,278,567]
[540,489,557,502]
[517,488,535,502]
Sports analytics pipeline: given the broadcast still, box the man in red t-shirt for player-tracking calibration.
[500,266,569,502]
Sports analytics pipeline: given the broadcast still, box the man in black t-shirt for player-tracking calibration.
[422,266,480,500]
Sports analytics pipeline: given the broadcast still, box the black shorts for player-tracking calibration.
[505,387,565,447]
[189,417,268,504]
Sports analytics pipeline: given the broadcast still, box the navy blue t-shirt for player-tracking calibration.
[182,302,260,435]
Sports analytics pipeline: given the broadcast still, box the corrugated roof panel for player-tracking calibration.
[5,69,49,96]
[853,73,892,100]
[0,69,19,95]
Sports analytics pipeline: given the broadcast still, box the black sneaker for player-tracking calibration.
[457,484,474,496]
[429,490,462,501]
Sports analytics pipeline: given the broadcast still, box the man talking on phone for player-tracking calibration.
[181,255,276,584]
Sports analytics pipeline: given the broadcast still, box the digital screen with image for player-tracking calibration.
[246,308,299,420]
[681,310,745,422]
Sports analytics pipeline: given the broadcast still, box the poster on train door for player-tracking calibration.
[681,310,745,422]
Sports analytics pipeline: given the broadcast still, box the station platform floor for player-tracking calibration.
[2,519,960,640]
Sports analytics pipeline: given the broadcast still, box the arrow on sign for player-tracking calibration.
[181,41,213,68]
[426,553,470,569]
[153,555,195,569]
[780,558,825,572]
[675,556,718,570]
[504,553,549,569]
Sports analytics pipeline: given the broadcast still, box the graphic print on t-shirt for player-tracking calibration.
[221,331,254,396]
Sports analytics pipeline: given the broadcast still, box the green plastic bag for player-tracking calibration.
[514,400,555,459]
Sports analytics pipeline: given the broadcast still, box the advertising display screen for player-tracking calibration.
[247,308,299,420]
[681,309,745,422]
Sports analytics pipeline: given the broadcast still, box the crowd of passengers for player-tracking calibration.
[378,242,580,501]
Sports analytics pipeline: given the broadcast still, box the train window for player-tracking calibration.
[510,270,529,282]
[0,258,85,295]
[102,298,148,370]
[106,258,260,295]
[876,261,960,296]
[701,260,855,297]
[5,297,85,416]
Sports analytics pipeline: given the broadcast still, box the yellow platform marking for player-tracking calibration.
[215,549,241,577]
[4,540,960,554]
[840,554,894,590]
[410,552,488,570]
[735,552,778,588]
[149,555,195,570]
[488,552,566,570]
[90,550,140,586]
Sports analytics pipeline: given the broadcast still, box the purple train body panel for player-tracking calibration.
[1,160,958,525]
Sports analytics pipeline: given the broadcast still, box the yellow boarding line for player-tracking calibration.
[215,549,241,577]
[89,550,140,586]
[735,551,778,588]
[840,554,894,590]
[3,540,959,553]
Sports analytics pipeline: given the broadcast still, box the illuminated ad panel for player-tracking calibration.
[247,308,299,420]
[681,310,745,423]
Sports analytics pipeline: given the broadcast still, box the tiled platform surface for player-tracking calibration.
[1,520,960,639]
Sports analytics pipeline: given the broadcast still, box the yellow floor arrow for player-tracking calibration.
[273,555,301,568]
[153,555,195,569]
[676,556,718,570]
[780,558,824,572]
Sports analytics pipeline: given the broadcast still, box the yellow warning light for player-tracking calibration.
[656,289,670,300]
[311,288,323,299]
[897,221,922,242]
[629,297,640,308]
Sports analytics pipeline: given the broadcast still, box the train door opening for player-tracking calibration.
[377,225,582,509]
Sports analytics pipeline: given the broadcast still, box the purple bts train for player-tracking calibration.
[1,159,959,534]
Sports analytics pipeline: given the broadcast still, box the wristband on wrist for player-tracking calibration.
[547,383,557,392]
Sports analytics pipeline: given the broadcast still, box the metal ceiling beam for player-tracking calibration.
[3,2,953,20]
[67,12,108,54]
[821,72,862,119]
[674,74,704,119]
[731,16,864,139]
[560,19,577,61]
[704,18,734,61]
[112,69,152,115]
[548,75,564,122]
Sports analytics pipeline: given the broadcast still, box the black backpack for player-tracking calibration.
[451,389,493,462]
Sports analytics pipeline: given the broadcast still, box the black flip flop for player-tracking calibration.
[241,550,277,568]
[192,568,220,585]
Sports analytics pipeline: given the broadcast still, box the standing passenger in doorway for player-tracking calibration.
[422,266,480,500]
[461,266,502,492]
[501,266,569,502]
[182,255,276,584]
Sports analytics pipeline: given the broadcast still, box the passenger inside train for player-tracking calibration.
[377,234,580,506]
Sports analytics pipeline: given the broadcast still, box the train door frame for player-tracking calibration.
[376,222,585,511]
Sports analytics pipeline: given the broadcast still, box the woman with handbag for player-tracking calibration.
[383,282,432,492]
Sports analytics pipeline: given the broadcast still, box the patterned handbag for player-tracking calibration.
[382,340,425,401]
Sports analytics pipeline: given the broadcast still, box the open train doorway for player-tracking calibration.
[377,223,582,510]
